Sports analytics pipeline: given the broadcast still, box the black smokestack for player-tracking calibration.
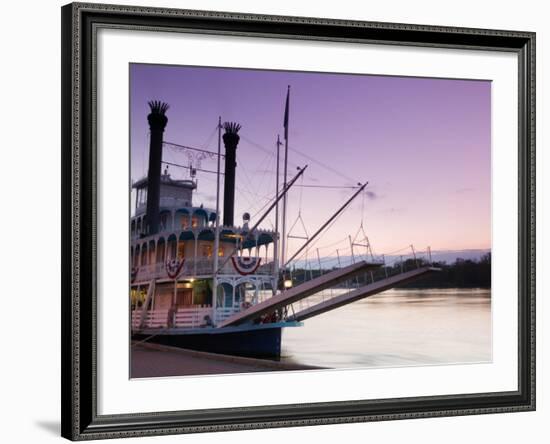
[146,100,169,235]
[222,122,241,226]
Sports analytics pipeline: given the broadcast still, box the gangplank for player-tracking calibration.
[217,260,383,327]
[288,266,440,322]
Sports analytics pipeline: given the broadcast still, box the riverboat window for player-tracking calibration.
[180,217,190,230]
[191,216,200,228]
[177,240,185,258]
[137,188,147,206]
[133,246,140,267]
[175,286,193,307]
[141,244,148,266]
[160,212,172,231]
[202,244,213,258]
[130,287,147,310]
[149,241,156,265]
[191,280,212,306]
[156,240,165,263]
[167,236,177,259]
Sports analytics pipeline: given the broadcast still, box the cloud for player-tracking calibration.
[365,190,378,200]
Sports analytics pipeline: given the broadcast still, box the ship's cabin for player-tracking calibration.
[130,172,278,327]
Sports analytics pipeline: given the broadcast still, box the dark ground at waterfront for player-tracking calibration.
[131,342,320,378]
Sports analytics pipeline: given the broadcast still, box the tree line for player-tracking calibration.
[396,253,491,289]
[287,253,491,289]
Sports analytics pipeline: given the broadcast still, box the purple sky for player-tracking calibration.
[130,63,491,260]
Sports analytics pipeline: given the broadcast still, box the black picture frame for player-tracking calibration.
[61,2,536,440]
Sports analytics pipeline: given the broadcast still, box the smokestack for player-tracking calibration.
[222,122,241,226]
[146,100,169,235]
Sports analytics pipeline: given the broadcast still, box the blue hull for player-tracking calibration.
[133,323,296,359]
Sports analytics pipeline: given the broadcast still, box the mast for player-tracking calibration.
[281,86,290,279]
[212,117,222,318]
[273,135,282,293]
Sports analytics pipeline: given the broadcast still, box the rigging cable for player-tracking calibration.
[294,184,361,189]
[236,151,276,219]
[288,143,360,185]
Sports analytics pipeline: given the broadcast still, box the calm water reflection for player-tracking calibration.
[280,288,491,369]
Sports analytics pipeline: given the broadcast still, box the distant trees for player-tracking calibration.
[287,253,491,289]
[396,253,491,289]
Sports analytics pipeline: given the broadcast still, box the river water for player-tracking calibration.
[280,288,491,369]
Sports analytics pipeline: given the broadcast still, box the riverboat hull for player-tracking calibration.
[132,321,300,359]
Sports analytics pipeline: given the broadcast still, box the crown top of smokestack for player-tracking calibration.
[147,100,169,130]
[223,122,241,135]
[148,100,170,115]
[223,121,241,146]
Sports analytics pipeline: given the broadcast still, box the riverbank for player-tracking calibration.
[131,341,324,378]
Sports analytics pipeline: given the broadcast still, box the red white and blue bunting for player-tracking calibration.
[165,257,185,279]
[231,256,261,275]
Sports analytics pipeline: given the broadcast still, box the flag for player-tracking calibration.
[283,86,290,140]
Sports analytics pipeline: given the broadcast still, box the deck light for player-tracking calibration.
[284,279,293,289]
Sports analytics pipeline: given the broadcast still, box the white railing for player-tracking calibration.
[132,259,275,282]
[174,307,212,328]
[131,310,141,329]
[213,306,241,324]
[132,306,213,329]
[133,263,165,282]
[132,309,169,329]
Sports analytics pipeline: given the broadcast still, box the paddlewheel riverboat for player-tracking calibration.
[131,99,438,358]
